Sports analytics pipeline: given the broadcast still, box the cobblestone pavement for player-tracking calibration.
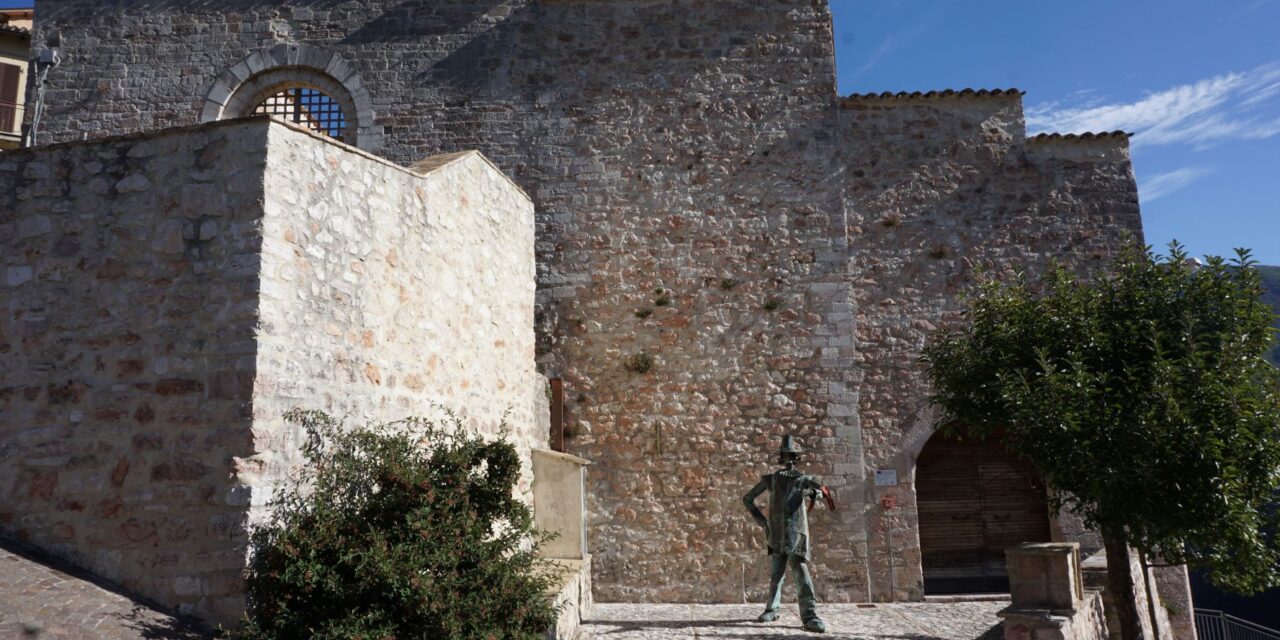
[0,535,1004,640]
[0,540,212,640]
[583,602,1007,640]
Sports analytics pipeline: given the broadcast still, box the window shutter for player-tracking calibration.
[0,63,18,104]
[0,63,19,133]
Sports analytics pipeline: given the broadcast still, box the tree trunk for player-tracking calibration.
[1103,525,1148,640]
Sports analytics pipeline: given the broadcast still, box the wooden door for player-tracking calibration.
[916,433,1052,594]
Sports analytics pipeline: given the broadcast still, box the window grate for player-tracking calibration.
[254,87,348,142]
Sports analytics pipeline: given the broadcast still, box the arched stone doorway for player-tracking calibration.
[915,431,1052,594]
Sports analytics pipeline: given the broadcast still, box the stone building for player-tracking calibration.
[0,7,32,149]
[2,0,1192,632]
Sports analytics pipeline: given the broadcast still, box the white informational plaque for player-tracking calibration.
[874,469,898,487]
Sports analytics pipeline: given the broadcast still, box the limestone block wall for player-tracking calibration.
[0,120,270,620]
[517,3,860,605]
[840,93,1143,600]
[26,0,1190,609]
[29,1,863,602]
[1,117,544,625]
[1153,565,1197,640]
[245,124,545,518]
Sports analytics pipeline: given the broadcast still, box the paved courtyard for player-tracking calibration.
[1,536,1006,639]
[584,602,1006,640]
[0,540,211,640]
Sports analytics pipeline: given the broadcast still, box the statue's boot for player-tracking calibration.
[802,617,826,633]
[756,610,779,623]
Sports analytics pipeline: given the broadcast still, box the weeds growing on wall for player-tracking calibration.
[624,351,654,374]
[237,409,559,640]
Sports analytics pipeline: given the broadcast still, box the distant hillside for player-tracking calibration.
[1190,264,1280,628]
[1260,265,1280,366]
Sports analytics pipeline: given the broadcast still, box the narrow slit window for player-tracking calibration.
[254,87,349,142]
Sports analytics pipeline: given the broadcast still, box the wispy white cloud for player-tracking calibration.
[848,4,950,80]
[1027,62,1280,149]
[852,37,899,79]
[1140,167,1215,202]
[1235,0,1272,17]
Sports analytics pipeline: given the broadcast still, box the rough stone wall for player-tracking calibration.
[839,94,1143,600]
[28,0,859,605]
[25,0,1188,607]
[1,117,545,624]
[246,123,545,519]
[1001,590,1110,640]
[31,0,861,604]
[1153,565,1197,640]
[0,120,270,620]
[1083,550,1179,640]
[518,2,859,605]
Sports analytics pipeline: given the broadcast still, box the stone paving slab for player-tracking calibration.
[0,539,212,640]
[582,603,1007,640]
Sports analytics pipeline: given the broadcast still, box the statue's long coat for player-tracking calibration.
[743,469,820,560]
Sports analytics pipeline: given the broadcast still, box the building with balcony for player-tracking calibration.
[0,7,31,149]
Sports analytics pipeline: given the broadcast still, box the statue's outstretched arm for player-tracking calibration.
[743,479,769,528]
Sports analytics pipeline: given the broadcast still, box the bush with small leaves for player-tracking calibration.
[237,409,559,640]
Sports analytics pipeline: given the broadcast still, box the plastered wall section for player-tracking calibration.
[840,94,1143,601]
[0,120,270,621]
[244,123,546,528]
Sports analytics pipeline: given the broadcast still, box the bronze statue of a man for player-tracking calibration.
[743,435,833,634]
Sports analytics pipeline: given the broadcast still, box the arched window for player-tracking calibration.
[202,45,378,150]
[253,86,349,142]
[221,67,358,145]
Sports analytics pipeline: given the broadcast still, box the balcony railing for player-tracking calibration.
[1196,609,1280,640]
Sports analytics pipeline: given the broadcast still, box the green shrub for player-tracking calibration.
[238,409,559,640]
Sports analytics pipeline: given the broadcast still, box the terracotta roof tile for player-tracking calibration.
[0,23,31,36]
[842,88,1024,101]
[1027,131,1132,142]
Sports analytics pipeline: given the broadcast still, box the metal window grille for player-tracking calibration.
[254,87,348,142]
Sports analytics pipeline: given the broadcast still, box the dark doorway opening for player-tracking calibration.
[916,432,1053,594]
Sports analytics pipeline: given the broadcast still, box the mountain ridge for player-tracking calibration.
[1259,265,1280,366]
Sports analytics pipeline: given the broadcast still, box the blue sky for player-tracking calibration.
[831,0,1280,265]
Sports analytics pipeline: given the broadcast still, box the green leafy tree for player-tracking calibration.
[238,410,559,640]
[922,243,1280,640]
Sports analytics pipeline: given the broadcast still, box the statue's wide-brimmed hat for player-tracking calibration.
[779,435,803,455]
